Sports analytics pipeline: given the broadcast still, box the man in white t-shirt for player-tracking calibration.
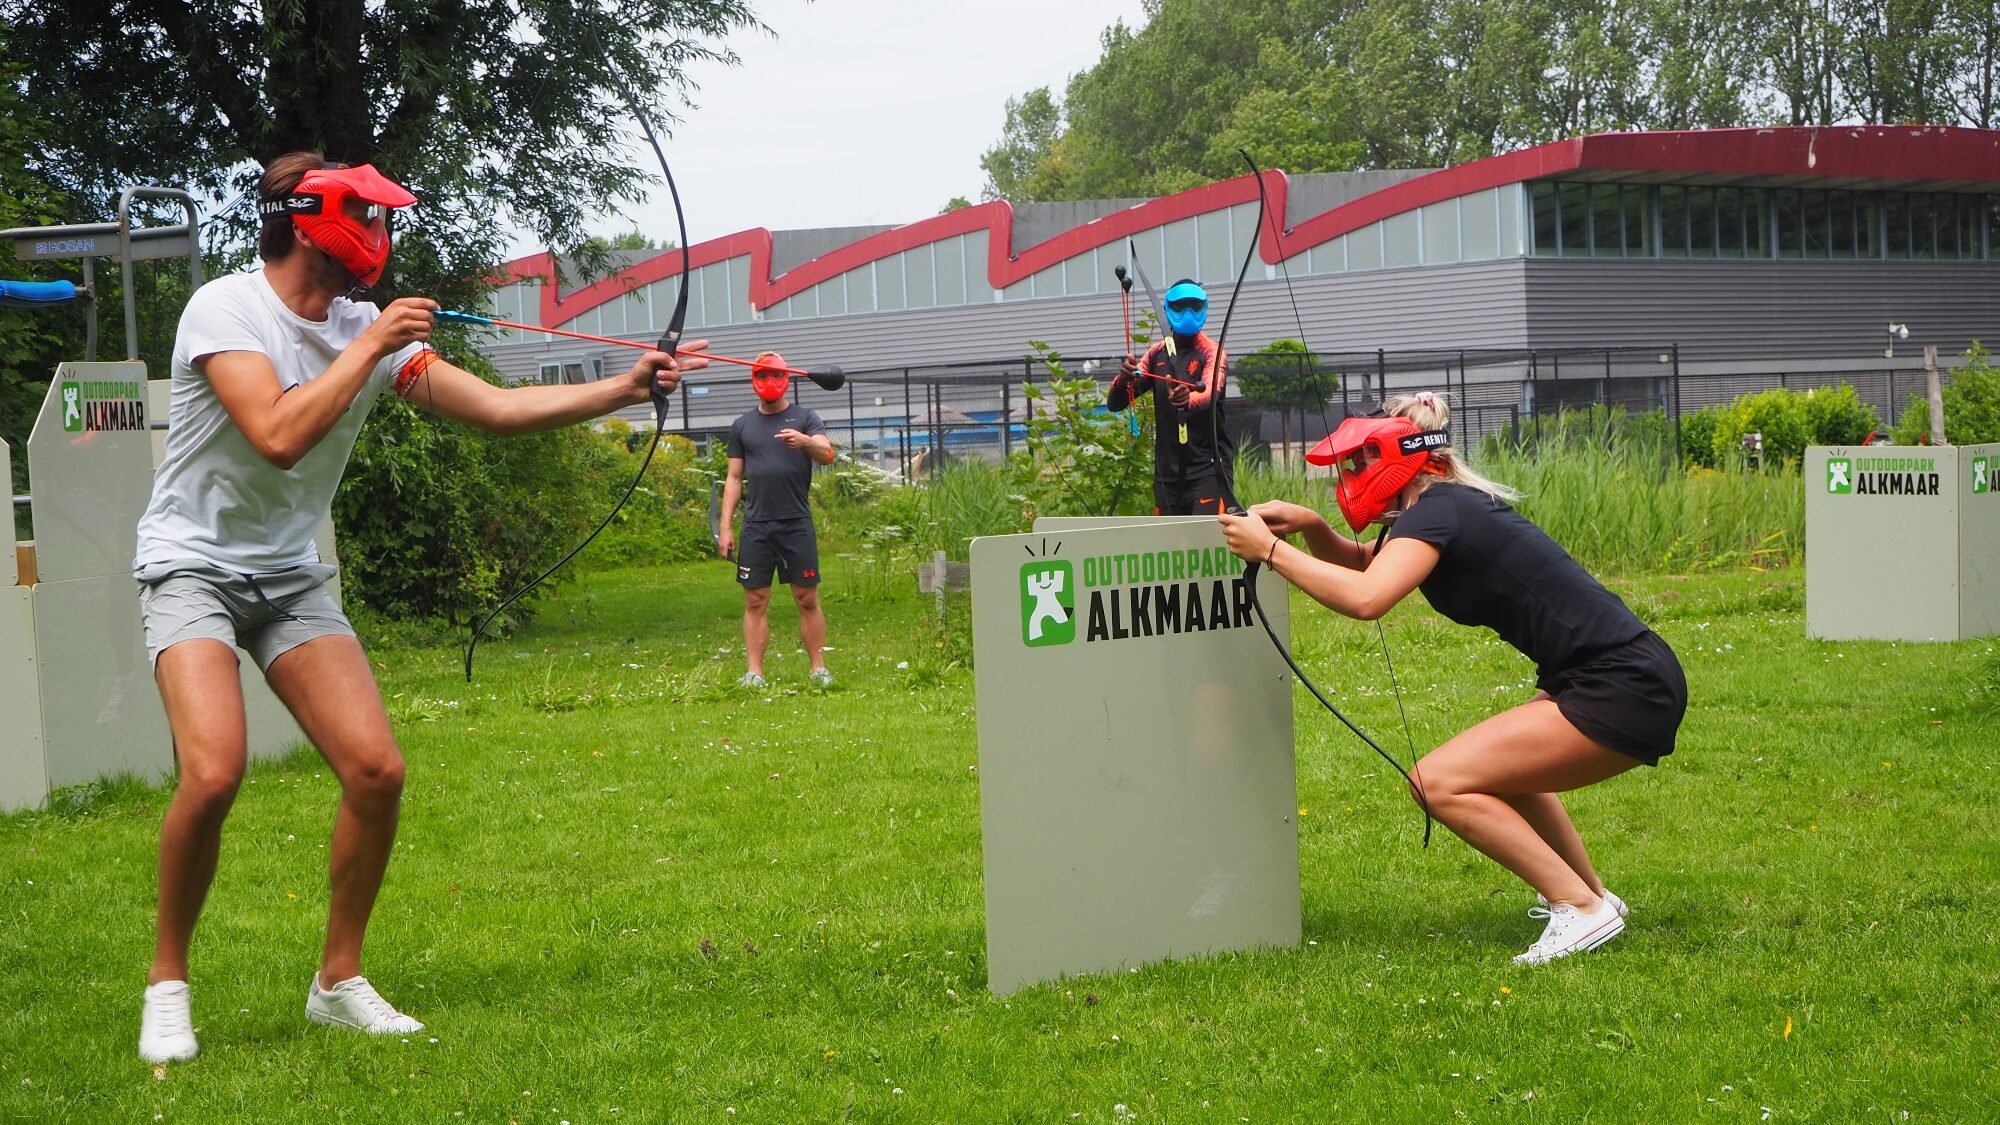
[133,151,710,1064]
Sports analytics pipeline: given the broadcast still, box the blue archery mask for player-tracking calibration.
[1164,279,1208,336]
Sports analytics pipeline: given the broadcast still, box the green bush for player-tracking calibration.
[1801,383,1879,447]
[1678,405,1726,468]
[1009,340,1154,518]
[334,352,713,626]
[1890,342,2000,445]
[1712,388,1810,467]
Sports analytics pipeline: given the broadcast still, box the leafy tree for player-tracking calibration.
[1,0,762,309]
[1012,340,1154,517]
[1233,339,1336,460]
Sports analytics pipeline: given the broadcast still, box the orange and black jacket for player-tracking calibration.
[1106,332,1234,481]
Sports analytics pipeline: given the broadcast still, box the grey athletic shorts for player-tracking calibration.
[137,562,352,671]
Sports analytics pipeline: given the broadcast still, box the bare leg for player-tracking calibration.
[264,635,404,988]
[1500,792,1606,895]
[1410,698,1638,910]
[792,585,826,673]
[150,640,249,985]
[742,587,772,677]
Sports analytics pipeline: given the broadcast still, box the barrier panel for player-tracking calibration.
[972,516,1299,996]
[1805,443,2000,641]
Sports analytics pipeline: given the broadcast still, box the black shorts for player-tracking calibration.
[1154,471,1232,516]
[736,517,820,589]
[1539,630,1687,766]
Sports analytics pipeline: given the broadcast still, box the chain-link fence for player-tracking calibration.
[662,345,1942,480]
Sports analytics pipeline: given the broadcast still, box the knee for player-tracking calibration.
[175,755,245,814]
[792,587,820,612]
[343,749,406,802]
[1409,760,1468,808]
[744,590,772,612]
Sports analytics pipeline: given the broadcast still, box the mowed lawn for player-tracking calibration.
[1,558,1995,1122]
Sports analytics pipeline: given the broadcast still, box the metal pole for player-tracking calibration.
[1002,377,1012,458]
[1530,350,1541,445]
[1671,344,1683,466]
[680,381,689,431]
[847,376,856,460]
[1375,348,1386,400]
[902,367,913,482]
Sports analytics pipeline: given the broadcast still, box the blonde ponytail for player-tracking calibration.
[1382,392,1521,504]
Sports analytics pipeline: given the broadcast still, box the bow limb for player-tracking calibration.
[463,28,694,681]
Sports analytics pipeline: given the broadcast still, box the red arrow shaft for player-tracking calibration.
[465,315,811,377]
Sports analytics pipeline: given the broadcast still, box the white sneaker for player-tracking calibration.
[139,980,198,1063]
[808,668,834,687]
[737,672,767,689]
[306,975,425,1034]
[1534,888,1628,919]
[1514,900,1626,965]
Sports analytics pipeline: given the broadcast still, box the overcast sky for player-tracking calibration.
[510,0,1149,256]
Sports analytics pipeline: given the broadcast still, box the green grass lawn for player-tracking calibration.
[2,559,1995,1122]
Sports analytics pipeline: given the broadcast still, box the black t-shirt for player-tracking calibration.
[1383,482,1647,676]
[726,404,826,523]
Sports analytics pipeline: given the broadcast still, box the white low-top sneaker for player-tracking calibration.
[1535,888,1628,919]
[139,980,199,1063]
[306,975,425,1034]
[1514,900,1626,965]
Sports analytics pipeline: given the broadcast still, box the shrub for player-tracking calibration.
[1801,384,1879,447]
[1890,342,2000,445]
[1712,388,1810,467]
[1678,405,1726,468]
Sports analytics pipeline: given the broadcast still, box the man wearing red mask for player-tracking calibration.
[133,151,707,1063]
[718,352,836,688]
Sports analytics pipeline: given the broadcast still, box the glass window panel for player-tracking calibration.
[1660,186,1688,257]
[1063,250,1095,297]
[1309,236,1345,274]
[1030,265,1064,298]
[876,256,906,311]
[1687,187,1716,257]
[1127,228,1166,288]
[1197,209,1234,281]
[845,268,875,314]
[1000,278,1031,302]
[1989,194,2000,257]
[1422,201,1460,264]
[1590,183,1623,256]
[1349,224,1384,270]
[1956,195,1980,259]
[1161,218,1199,283]
[1854,194,1880,258]
[728,259,752,324]
[1746,189,1769,257]
[814,277,845,317]
[699,263,730,326]
[1885,192,1912,257]
[1714,188,1744,257]
[1622,186,1651,256]
[1232,202,1261,272]
[935,235,967,305]
[1531,182,1558,255]
[1499,184,1521,255]
[1828,192,1855,258]
[1384,211,1420,267]
[906,246,936,308]
[1558,182,1591,256]
[1775,189,1804,257]
[1911,194,1940,258]
[1461,189,1499,260]
[1805,191,1832,257]
[620,290,648,334]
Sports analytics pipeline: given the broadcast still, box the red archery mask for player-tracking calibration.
[750,351,791,403]
[259,164,417,290]
[1306,415,1450,531]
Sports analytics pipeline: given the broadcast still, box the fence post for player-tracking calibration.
[847,377,856,464]
[1375,348,1386,400]
[1002,377,1012,459]
[1529,350,1540,446]
[1670,344,1683,467]
[680,380,690,432]
[902,367,913,482]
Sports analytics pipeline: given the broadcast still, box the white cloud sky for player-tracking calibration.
[509,0,1149,256]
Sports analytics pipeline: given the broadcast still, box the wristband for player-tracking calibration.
[1264,539,1279,568]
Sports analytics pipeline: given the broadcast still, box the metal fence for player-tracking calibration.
[661,345,1945,480]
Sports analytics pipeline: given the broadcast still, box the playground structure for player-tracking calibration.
[2,190,317,813]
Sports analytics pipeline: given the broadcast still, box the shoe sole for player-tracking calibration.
[1514,913,1626,965]
[307,1007,423,1034]
[138,1043,198,1064]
